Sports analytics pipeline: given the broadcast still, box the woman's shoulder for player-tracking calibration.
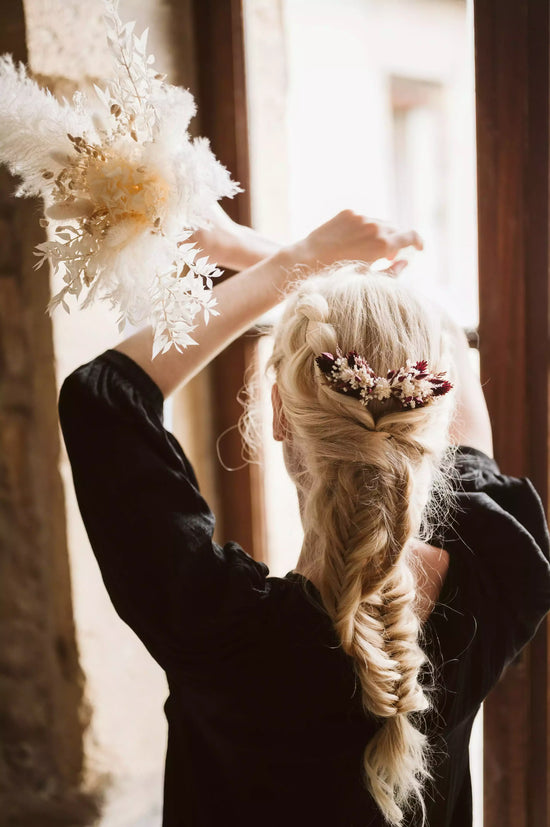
[412,542,450,622]
[425,443,550,704]
[439,444,550,585]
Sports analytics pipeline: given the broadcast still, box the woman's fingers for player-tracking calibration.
[343,212,423,256]
[296,211,423,269]
[386,229,424,255]
[381,259,409,278]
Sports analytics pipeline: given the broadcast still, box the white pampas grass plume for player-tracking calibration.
[0,0,240,355]
[0,55,92,197]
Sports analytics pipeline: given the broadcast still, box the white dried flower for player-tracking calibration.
[372,377,392,400]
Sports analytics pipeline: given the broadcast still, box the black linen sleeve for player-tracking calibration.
[432,446,550,708]
[58,350,268,668]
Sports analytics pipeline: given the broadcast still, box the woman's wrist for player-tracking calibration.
[114,211,425,398]
[190,205,282,272]
[226,224,282,271]
[266,240,318,294]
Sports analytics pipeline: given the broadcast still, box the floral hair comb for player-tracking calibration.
[315,350,453,410]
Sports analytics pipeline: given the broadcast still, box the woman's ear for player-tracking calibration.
[271,382,289,442]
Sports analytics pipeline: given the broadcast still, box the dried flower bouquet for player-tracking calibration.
[0,0,240,355]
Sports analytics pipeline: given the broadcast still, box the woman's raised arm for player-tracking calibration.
[115,206,493,462]
[445,316,493,457]
[115,211,422,398]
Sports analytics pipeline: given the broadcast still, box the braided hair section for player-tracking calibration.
[270,267,454,825]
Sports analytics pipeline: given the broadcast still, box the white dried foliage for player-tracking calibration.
[0,0,240,355]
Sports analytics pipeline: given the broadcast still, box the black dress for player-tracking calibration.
[58,349,550,827]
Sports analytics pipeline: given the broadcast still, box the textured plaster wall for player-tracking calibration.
[24,0,178,82]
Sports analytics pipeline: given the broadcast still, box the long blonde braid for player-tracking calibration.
[270,266,454,824]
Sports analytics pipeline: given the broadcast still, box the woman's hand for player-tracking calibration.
[293,210,423,269]
[116,210,423,397]
[191,207,422,274]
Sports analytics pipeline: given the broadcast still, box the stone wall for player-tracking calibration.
[0,7,97,825]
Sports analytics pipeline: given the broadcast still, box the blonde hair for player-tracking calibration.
[269,265,454,825]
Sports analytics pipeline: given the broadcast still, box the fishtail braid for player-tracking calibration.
[269,267,455,825]
[311,448,432,825]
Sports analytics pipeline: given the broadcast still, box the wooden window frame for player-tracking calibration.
[475,1,550,825]
[190,0,267,558]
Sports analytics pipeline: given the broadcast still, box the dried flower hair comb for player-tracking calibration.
[315,350,453,410]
